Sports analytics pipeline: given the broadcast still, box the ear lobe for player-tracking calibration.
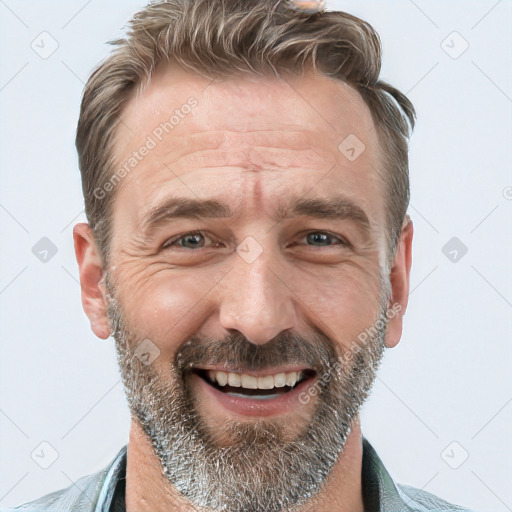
[73,223,111,340]
[384,218,413,348]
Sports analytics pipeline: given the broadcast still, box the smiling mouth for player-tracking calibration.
[193,368,316,399]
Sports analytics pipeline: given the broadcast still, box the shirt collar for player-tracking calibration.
[94,445,127,512]
[361,435,410,511]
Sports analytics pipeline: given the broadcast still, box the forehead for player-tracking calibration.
[117,65,377,150]
[111,65,384,232]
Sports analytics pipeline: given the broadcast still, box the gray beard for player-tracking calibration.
[106,276,390,512]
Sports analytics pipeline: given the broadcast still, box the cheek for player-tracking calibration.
[291,266,382,350]
[121,272,213,357]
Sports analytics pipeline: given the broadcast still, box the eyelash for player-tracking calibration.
[161,230,349,250]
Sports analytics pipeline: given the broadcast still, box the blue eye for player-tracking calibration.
[163,231,207,250]
[179,233,205,248]
[305,232,346,247]
[161,230,348,252]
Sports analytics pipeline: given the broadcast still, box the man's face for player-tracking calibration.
[104,66,392,510]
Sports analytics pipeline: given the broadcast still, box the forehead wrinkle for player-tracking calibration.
[119,127,305,156]
[114,127,333,174]
[164,145,332,177]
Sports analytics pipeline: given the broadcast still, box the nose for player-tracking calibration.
[218,251,298,345]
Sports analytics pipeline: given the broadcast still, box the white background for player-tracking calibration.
[0,1,511,510]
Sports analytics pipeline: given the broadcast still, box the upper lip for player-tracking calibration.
[193,365,315,377]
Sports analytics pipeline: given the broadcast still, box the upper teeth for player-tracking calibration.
[207,370,304,389]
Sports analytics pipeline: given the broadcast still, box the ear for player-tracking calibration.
[384,217,413,348]
[73,223,111,340]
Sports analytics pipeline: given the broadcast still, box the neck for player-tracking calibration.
[125,417,365,512]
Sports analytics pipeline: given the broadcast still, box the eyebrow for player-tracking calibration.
[140,198,233,235]
[276,196,370,228]
[140,195,371,236]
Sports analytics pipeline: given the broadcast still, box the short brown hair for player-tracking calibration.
[76,0,415,269]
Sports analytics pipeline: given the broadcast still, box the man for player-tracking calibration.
[14,0,475,511]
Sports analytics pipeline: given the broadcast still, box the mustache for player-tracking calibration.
[174,328,339,374]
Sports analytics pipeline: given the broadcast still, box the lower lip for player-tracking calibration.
[192,373,316,417]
